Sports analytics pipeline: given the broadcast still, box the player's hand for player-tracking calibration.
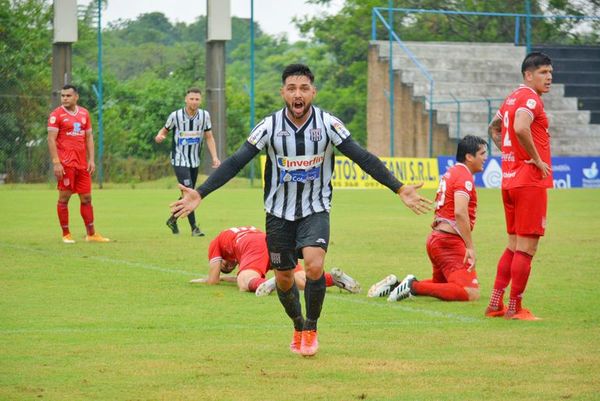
[398,183,433,215]
[53,163,64,180]
[525,158,552,178]
[464,248,476,272]
[87,160,95,174]
[189,278,208,284]
[212,158,221,168]
[155,133,165,143]
[170,184,202,218]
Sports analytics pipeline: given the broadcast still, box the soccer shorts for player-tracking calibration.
[57,166,92,194]
[502,187,547,236]
[173,166,199,188]
[236,232,270,278]
[265,211,330,270]
[426,230,479,289]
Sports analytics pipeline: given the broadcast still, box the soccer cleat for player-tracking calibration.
[504,308,541,321]
[166,217,179,234]
[85,233,111,242]
[191,227,205,237]
[387,274,416,302]
[290,330,302,354]
[62,234,75,244]
[255,277,276,297]
[367,274,399,298]
[485,305,507,318]
[330,267,361,294]
[300,330,319,357]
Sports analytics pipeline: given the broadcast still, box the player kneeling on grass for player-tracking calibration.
[189,226,361,296]
[368,135,487,303]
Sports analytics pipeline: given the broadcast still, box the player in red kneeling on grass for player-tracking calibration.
[368,135,487,303]
[484,52,554,321]
[47,85,110,244]
[190,226,361,300]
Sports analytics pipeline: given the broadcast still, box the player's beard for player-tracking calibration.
[285,101,311,122]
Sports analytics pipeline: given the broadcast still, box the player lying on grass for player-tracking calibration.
[189,226,361,296]
[368,135,487,303]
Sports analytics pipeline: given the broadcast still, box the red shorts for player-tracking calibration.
[502,187,547,236]
[57,166,92,194]
[236,234,270,277]
[426,231,479,289]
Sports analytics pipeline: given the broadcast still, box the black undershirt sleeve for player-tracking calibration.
[336,137,403,193]
[196,141,260,198]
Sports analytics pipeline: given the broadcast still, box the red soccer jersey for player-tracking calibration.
[208,226,263,266]
[496,85,553,189]
[433,163,477,231]
[48,106,92,169]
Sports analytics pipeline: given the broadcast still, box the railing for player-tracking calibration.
[371,6,600,157]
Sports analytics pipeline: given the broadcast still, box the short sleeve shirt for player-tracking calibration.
[47,106,92,169]
[433,163,477,231]
[496,85,553,189]
[208,226,262,265]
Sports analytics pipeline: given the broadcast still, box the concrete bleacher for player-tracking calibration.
[371,41,600,156]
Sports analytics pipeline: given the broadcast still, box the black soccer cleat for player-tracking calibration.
[191,226,205,237]
[166,216,179,234]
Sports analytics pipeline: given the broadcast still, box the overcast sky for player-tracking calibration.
[80,0,345,42]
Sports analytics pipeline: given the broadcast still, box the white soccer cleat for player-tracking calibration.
[330,267,361,294]
[387,274,416,302]
[367,274,399,298]
[255,277,276,297]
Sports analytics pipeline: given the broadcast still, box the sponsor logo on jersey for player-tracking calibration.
[315,238,327,244]
[309,128,322,141]
[276,130,290,137]
[280,166,321,183]
[526,99,537,109]
[506,97,516,106]
[73,122,81,133]
[277,154,324,170]
[178,131,202,145]
[50,116,56,124]
[465,181,473,191]
[332,121,349,137]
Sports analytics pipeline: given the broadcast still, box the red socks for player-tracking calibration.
[80,202,95,235]
[57,201,70,235]
[324,273,334,287]
[488,248,514,309]
[248,277,267,292]
[508,251,533,312]
[412,280,469,301]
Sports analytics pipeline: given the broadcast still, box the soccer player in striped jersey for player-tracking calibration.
[189,226,361,296]
[171,64,432,356]
[368,135,487,303]
[155,88,220,237]
[485,52,553,321]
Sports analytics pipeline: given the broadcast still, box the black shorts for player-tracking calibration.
[173,166,199,188]
[265,211,330,270]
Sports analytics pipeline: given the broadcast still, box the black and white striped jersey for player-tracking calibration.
[165,108,212,167]
[248,106,351,221]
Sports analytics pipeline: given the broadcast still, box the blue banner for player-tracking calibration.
[437,156,600,189]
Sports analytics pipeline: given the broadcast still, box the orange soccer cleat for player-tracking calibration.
[504,308,541,321]
[300,330,319,357]
[85,233,111,242]
[485,305,507,318]
[290,330,302,354]
[62,233,75,244]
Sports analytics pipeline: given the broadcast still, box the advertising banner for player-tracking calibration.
[437,156,600,189]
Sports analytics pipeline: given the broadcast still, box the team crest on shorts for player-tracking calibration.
[309,129,322,141]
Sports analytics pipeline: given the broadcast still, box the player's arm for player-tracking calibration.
[85,129,95,174]
[170,142,260,218]
[205,259,223,284]
[47,128,64,180]
[488,115,502,150]
[203,130,221,168]
[155,127,169,144]
[514,110,551,178]
[454,193,475,270]
[336,137,432,214]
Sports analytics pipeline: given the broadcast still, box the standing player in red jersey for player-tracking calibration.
[367,136,488,302]
[47,85,110,243]
[485,52,554,321]
[189,226,361,298]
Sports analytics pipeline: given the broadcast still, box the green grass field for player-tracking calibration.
[1,183,599,400]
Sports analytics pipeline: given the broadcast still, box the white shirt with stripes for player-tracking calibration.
[165,108,212,167]
[248,106,350,221]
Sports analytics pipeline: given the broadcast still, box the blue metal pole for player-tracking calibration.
[388,1,394,157]
[525,0,532,53]
[249,0,255,186]
[514,15,520,45]
[97,0,104,188]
